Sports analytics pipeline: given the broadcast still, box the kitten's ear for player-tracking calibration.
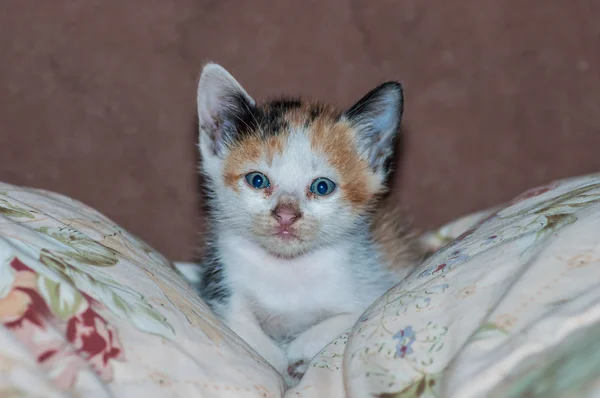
[343,82,403,175]
[197,63,256,159]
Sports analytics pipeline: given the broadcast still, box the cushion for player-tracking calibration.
[1,174,600,397]
[0,183,284,397]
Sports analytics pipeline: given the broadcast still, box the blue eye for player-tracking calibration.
[310,178,336,196]
[245,172,270,189]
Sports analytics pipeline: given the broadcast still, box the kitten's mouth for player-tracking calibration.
[273,229,300,241]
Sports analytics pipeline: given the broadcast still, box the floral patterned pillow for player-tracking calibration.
[0,183,285,397]
[2,173,600,398]
[285,173,600,397]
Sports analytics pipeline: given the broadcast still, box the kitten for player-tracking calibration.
[194,63,422,385]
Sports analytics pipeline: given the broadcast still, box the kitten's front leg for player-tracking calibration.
[285,312,361,381]
[225,295,288,375]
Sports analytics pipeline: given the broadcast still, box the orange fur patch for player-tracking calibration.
[264,135,286,166]
[282,107,307,126]
[309,118,379,208]
[283,102,328,127]
[223,135,287,189]
[222,100,380,206]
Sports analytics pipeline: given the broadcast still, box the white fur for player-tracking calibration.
[195,63,408,386]
[215,230,394,378]
[197,63,255,174]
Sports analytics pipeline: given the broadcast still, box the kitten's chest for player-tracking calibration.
[222,238,357,339]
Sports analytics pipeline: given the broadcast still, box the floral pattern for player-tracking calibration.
[286,173,600,397]
[2,174,600,397]
[0,183,284,397]
[1,257,122,388]
[393,326,415,358]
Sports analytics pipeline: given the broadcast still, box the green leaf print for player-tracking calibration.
[0,199,35,219]
[110,291,173,336]
[39,249,173,338]
[509,183,600,221]
[40,250,68,273]
[474,322,510,335]
[378,373,441,398]
[535,213,577,240]
[468,322,510,343]
[37,276,85,321]
[37,227,118,267]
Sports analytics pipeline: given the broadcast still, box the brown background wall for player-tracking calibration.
[1,1,599,261]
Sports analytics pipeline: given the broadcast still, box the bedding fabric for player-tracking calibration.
[0,174,599,397]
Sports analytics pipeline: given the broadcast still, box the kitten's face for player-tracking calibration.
[197,64,403,258]
[206,103,383,257]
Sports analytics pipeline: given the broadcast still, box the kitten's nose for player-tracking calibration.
[273,203,302,225]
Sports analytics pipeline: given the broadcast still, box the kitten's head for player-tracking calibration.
[197,63,403,258]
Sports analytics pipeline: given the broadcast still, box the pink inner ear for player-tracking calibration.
[197,88,224,129]
[197,93,222,156]
[206,127,222,156]
[198,77,233,157]
[197,64,254,128]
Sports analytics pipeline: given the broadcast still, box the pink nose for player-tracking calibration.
[273,203,302,225]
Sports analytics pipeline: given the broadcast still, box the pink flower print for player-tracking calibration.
[66,306,124,381]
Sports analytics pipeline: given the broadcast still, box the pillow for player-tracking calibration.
[2,173,600,398]
[285,173,600,397]
[0,183,285,397]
